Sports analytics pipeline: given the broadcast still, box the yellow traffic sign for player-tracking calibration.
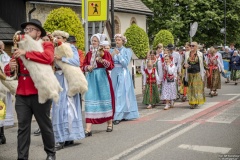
[82,0,108,21]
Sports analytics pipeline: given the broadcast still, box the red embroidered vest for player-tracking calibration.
[145,68,157,84]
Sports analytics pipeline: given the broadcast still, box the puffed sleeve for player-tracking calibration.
[157,60,163,82]
[155,69,160,85]
[143,70,146,86]
[101,51,114,70]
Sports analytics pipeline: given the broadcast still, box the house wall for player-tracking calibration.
[114,12,147,34]
[26,2,81,24]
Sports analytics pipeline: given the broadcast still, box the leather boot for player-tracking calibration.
[0,126,6,144]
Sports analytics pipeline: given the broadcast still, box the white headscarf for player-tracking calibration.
[100,40,110,46]
[90,33,106,44]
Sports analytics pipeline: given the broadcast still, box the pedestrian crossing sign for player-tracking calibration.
[82,0,108,21]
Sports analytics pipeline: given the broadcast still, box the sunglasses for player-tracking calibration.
[190,45,195,47]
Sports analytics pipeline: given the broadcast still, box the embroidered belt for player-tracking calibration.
[18,73,30,77]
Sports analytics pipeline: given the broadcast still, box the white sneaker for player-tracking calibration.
[164,104,170,110]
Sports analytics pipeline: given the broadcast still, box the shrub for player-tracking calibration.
[124,24,149,59]
[44,7,84,50]
[153,30,174,49]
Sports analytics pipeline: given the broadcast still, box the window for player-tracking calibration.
[130,17,137,25]
[114,16,121,34]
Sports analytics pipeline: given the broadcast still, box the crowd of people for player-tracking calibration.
[141,42,240,110]
[0,18,239,160]
[0,19,139,160]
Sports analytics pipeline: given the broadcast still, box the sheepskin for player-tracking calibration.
[17,34,63,103]
[54,43,88,96]
[0,62,17,95]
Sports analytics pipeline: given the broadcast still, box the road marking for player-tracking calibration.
[178,144,231,154]
[107,124,184,160]
[129,123,200,160]
[228,95,240,101]
[156,102,218,122]
[207,103,240,124]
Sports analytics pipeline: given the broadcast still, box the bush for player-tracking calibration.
[153,30,174,49]
[124,24,149,59]
[44,7,84,50]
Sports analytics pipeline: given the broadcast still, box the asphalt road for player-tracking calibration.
[1,77,240,160]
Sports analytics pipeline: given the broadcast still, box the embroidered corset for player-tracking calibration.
[145,68,157,84]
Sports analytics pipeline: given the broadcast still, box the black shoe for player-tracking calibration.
[106,125,113,132]
[55,142,64,151]
[113,120,120,125]
[64,141,74,146]
[34,128,41,136]
[0,127,6,145]
[46,155,56,160]
[85,130,92,137]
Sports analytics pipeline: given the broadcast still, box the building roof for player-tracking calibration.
[28,0,153,16]
[0,18,16,43]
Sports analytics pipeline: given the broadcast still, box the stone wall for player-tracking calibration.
[26,2,81,25]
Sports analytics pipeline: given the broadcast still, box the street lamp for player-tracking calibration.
[111,0,115,47]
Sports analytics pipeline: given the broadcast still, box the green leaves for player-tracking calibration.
[153,30,174,48]
[43,7,84,50]
[124,24,149,59]
[142,0,240,47]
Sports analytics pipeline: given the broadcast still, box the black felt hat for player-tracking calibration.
[21,19,46,37]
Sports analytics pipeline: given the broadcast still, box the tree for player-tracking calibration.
[124,24,149,59]
[142,0,240,47]
[153,30,174,48]
[44,7,84,50]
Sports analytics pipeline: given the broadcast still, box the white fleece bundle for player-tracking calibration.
[54,43,88,96]
[17,34,63,103]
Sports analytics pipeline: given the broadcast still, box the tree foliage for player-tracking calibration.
[44,7,84,50]
[153,30,174,48]
[142,0,240,48]
[124,24,149,58]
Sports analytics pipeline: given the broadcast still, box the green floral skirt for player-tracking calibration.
[143,83,160,105]
[230,69,240,81]
[188,73,206,105]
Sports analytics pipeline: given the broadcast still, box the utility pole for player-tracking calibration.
[224,0,226,48]
[111,0,115,47]
[84,0,88,53]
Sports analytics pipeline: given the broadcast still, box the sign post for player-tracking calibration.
[82,0,108,21]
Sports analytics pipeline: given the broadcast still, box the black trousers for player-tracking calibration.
[15,94,55,160]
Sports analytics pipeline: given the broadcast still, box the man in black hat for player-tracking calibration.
[6,19,56,160]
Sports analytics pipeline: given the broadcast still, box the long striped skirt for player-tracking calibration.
[188,73,205,105]
[85,68,113,124]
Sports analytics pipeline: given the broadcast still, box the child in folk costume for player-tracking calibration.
[160,54,177,110]
[206,47,224,96]
[142,60,161,109]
